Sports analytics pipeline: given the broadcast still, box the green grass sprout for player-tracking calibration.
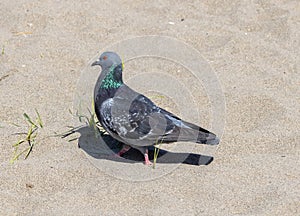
[35,109,43,128]
[59,99,105,141]
[10,110,44,163]
[153,138,163,169]
[23,113,37,127]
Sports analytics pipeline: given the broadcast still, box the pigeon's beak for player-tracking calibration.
[91,59,101,66]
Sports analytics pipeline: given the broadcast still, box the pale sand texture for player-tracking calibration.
[0,0,299,215]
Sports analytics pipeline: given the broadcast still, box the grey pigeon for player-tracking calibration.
[92,52,220,165]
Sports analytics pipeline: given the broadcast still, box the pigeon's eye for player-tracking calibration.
[103,56,107,60]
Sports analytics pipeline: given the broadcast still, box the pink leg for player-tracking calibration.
[144,148,152,165]
[117,145,131,156]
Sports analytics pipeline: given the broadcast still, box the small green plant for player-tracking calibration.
[59,100,105,141]
[153,138,163,169]
[10,100,104,163]
[1,45,4,55]
[10,109,43,163]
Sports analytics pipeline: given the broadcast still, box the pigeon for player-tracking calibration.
[92,51,220,165]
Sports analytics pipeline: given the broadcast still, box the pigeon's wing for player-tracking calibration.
[110,94,171,140]
[106,86,219,146]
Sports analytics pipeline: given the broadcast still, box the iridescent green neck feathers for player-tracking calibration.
[100,64,123,89]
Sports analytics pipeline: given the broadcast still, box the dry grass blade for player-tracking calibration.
[10,148,29,163]
[68,137,79,142]
[13,139,25,147]
[8,122,21,127]
[55,125,83,139]
[12,31,33,36]
[24,145,34,159]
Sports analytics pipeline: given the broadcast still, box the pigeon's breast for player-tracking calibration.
[100,98,133,136]
[100,98,114,129]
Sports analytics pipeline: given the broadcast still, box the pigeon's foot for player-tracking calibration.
[107,145,131,160]
[143,149,153,165]
[117,144,131,156]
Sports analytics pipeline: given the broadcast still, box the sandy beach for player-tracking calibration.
[0,0,299,215]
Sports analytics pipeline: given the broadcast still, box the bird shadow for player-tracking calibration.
[74,126,214,166]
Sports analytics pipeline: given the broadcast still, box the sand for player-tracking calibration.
[0,0,299,215]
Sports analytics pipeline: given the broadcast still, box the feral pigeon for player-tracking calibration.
[92,52,219,165]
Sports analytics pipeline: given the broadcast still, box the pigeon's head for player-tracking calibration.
[91,52,123,70]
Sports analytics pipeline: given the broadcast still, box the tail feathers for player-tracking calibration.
[158,109,220,145]
[181,120,220,145]
[160,123,220,145]
[197,132,220,145]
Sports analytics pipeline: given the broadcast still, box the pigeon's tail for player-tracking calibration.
[154,109,220,146]
[178,121,220,145]
[196,130,220,145]
[159,122,220,146]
